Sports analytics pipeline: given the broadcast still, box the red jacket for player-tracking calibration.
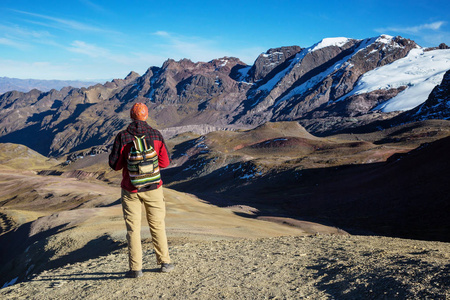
[109,120,170,192]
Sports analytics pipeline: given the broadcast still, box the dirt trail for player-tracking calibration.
[1,234,449,299]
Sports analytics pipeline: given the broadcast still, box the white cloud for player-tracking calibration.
[62,40,170,77]
[377,21,446,35]
[0,23,52,39]
[66,40,165,67]
[0,19,262,81]
[0,23,55,51]
[0,37,29,50]
[153,31,170,37]
[422,21,446,31]
[78,0,110,14]
[67,40,110,58]
[375,21,449,47]
[12,9,119,35]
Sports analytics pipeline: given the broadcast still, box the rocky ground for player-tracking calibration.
[1,234,449,299]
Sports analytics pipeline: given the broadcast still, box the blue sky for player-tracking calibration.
[0,0,449,80]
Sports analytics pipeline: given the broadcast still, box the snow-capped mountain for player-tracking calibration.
[0,34,449,156]
[344,48,450,112]
[236,35,443,124]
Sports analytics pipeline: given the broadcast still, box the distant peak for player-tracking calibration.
[161,58,195,69]
[125,71,140,80]
[209,57,246,67]
[370,34,418,50]
[375,34,395,44]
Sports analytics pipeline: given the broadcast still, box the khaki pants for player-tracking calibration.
[121,187,171,271]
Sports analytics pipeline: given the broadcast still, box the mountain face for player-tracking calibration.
[0,35,449,157]
[235,36,416,123]
[0,74,138,156]
[245,46,302,82]
[0,77,100,94]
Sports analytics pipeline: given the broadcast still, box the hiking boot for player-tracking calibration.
[160,263,174,273]
[125,270,143,278]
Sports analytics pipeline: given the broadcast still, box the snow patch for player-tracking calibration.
[232,163,262,180]
[2,277,18,288]
[146,70,161,101]
[237,66,251,81]
[239,171,262,180]
[310,37,352,52]
[375,34,394,44]
[219,59,228,67]
[337,48,450,112]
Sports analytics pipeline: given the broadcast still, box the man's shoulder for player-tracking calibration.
[144,126,164,140]
[116,129,130,138]
[115,128,135,145]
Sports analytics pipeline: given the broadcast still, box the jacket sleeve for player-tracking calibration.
[109,134,124,170]
[155,139,171,169]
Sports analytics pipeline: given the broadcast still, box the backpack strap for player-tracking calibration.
[133,135,147,152]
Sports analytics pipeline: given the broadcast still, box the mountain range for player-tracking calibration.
[0,34,449,157]
[0,77,100,95]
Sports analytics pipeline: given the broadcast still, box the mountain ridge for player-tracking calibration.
[0,34,449,157]
[0,77,102,95]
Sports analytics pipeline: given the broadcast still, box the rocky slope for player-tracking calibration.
[0,143,59,170]
[0,35,448,156]
[0,72,139,156]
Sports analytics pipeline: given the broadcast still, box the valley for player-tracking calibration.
[162,120,450,241]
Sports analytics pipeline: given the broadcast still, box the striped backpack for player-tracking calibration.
[127,135,161,189]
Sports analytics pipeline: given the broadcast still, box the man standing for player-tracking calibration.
[109,102,174,278]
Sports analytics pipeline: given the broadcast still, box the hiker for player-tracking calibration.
[109,102,173,278]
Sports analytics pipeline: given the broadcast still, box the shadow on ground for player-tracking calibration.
[164,136,450,242]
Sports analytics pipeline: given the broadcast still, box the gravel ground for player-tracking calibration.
[1,234,449,299]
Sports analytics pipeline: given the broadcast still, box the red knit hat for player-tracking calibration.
[130,103,148,121]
